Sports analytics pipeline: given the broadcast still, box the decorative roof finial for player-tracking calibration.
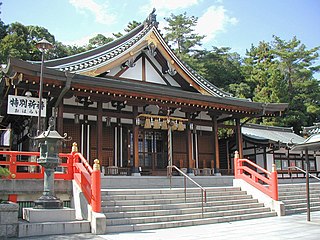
[146,8,158,27]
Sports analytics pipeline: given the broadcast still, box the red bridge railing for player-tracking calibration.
[0,143,101,212]
[234,151,278,201]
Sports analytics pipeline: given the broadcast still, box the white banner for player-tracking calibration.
[7,95,47,117]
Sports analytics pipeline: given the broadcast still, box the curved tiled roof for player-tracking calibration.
[302,123,320,136]
[29,10,244,100]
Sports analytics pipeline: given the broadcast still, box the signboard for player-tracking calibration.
[7,95,47,117]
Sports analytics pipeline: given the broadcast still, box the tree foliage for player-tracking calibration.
[113,20,141,39]
[164,12,204,58]
[87,34,113,49]
[0,14,319,133]
[241,36,320,131]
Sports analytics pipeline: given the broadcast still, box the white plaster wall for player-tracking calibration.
[256,149,264,169]
[121,58,142,80]
[146,60,166,85]
[108,66,121,76]
[266,152,274,172]
[317,155,320,171]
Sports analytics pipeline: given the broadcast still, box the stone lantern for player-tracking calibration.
[33,129,66,209]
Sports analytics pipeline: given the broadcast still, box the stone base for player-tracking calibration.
[23,208,76,223]
[0,202,19,238]
[34,195,63,209]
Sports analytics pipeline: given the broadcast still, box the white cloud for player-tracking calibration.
[64,32,114,46]
[195,5,238,43]
[69,0,116,25]
[140,0,199,16]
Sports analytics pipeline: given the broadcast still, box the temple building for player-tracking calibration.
[0,11,287,176]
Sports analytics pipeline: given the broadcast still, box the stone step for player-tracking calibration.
[101,187,241,196]
[279,190,320,197]
[18,220,91,238]
[278,183,320,191]
[102,194,252,207]
[285,206,320,215]
[281,197,320,206]
[278,183,320,215]
[279,192,320,200]
[284,201,320,210]
[105,211,277,233]
[103,198,259,213]
[101,176,234,189]
[102,190,245,201]
[106,207,272,225]
[105,202,265,219]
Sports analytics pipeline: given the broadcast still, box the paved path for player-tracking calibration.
[19,211,320,240]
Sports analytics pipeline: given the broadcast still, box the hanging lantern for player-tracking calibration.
[171,121,178,131]
[144,118,151,129]
[153,118,160,129]
[74,113,80,124]
[177,121,185,131]
[161,119,168,130]
[105,116,111,127]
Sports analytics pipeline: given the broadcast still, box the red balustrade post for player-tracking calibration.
[271,164,279,200]
[234,151,239,178]
[8,194,17,203]
[91,159,101,213]
[8,153,17,179]
[71,142,79,177]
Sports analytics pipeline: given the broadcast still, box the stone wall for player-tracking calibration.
[0,202,19,238]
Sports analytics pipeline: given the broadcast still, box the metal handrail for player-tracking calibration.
[288,166,320,181]
[167,165,207,217]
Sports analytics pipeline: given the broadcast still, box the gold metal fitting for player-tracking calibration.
[93,159,100,171]
[72,142,78,153]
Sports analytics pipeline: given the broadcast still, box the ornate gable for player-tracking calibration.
[36,10,234,98]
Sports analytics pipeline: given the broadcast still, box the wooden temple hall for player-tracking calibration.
[0,11,287,176]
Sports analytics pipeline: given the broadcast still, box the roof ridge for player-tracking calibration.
[243,123,294,132]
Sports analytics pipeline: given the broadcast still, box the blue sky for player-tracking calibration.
[1,0,320,62]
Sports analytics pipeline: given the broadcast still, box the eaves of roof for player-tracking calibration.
[242,123,305,145]
[1,57,288,115]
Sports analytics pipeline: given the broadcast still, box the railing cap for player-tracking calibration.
[93,159,100,171]
[72,142,78,153]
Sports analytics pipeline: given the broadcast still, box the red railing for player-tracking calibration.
[72,151,101,212]
[234,151,278,201]
[0,151,73,180]
[0,144,101,212]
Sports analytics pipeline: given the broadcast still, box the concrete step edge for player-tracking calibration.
[105,212,276,233]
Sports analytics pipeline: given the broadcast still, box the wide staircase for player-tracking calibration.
[101,186,277,233]
[279,182,320,215]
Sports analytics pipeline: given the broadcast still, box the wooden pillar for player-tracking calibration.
[212,115,220,172]
[57,102,64,134]
[116,118,121,167]
[186,113,193,171]
[235,118,243,158]
[83,114,89,163]
[97,102,103,165]
[132,106,140,174]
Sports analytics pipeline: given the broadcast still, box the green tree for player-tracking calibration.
[0,22,57,62]
[192,47,244,91]
[241,36,320,131]
[87,34,113,49]
[164,12,204,58]
[272,36,320,130]
[113,20,141,39]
